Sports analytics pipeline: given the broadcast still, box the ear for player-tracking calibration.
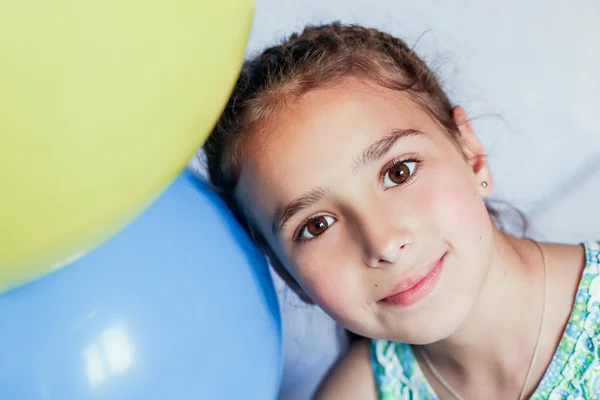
[452,106,493,197]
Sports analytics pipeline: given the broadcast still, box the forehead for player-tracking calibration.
[235,78,441,230]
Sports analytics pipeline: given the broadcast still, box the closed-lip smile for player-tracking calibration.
[380,253,447,306]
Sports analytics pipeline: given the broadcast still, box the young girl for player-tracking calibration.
[203,23,600,399]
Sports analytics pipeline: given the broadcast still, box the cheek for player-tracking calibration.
[423,160,492,244]
[292,248,362,319]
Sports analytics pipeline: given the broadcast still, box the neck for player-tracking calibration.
[420,231,546,388]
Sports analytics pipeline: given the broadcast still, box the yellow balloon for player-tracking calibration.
[0,0,254,291]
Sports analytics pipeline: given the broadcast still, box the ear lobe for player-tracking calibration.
[452,106,493,195]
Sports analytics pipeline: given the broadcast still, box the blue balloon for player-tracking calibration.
[0,170,282,399]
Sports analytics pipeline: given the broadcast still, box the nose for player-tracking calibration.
[357,209,413,268]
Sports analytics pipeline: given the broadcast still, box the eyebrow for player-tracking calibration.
[272,186,329,235]
[351,128,424,173]
[272,128,424,235]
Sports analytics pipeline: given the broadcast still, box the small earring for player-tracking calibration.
[481,181,488,188]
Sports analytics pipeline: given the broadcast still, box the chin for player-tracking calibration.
[401,323,459,345]
[377,305,469,345]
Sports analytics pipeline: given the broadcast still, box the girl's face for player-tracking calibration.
[236,78,495,343]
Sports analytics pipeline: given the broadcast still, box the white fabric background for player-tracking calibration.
[194,1,600,398]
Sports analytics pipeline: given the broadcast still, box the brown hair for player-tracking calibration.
[203,22,502,303]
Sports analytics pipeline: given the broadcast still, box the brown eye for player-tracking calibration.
[383,160,417,189]
[299,215,336,239]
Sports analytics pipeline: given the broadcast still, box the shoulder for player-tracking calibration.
[544,242,588,292]
[312,339,377,400]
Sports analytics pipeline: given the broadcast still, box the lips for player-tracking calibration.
[380,253,446,306]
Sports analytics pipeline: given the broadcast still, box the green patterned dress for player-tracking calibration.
[370,241,600,399]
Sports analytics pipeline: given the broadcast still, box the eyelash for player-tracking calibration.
[380,156,421,188]
[293,156,422,242]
